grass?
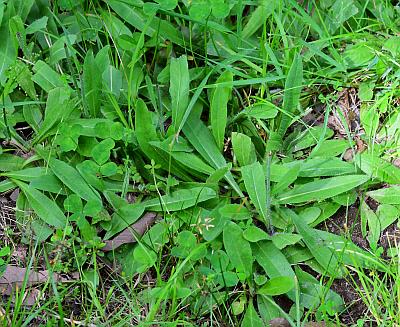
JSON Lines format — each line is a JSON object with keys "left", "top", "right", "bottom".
{"left": 0, "top": 0, "right": 400, "bottom": 325}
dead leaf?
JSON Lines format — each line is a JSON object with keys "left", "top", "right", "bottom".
{"left": 0, "top": 266, "right": 78, "bottom": 307}
{"left": 269, "top": 318, "right": 291, "bottom": 327}
{"left": 102, "top": 212, "right": 158, "bottom": 252}
{"left": 0, "top": 266, "right": 76, "bottom": 295}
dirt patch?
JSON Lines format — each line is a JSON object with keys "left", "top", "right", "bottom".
{"left": 319, "top": 205, "right": 368, "bottom": 325}
{"left": 321, "top": 203, "right": 368, "bottom": 249}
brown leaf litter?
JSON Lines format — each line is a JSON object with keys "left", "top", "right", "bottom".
{"left": 101, "top": 212, "right": 158, "bottom": 252}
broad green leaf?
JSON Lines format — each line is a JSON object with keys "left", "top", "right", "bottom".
{"left": 309, "top": 139, "right": 351, "bottom": 157}
{"left": 376, "top": 204, "right": 399, "bottom": 232}
{"left": 26, "top": 16, "right": 48, "bottom": 34}
{"left": 105, "top": 204, "right": 145, "bottom": 239}
{"left": 283, "top": 208, "right": 343, "bottom": 277}
{"left": 156, "top": 0, "right": 177, "bottom": 10}
{"left": 0, "top": 179, "right": 16, "bottom": 193}
{"left": 243, "top": 226, "right": 271, "bottom": 242}
{"left": 91, "top": 138, "right": 115, "bottom": 166}
{"left": 253, "top": 241, "right": 296, "bottom": 300}
{"left": 149, "top": 140, "right": 214, "bottom": 176}
{"left": 258, "top": 276, "right": 295, "bottom": 296}
{"left": 135, "top": 100, "right": 190, "bottom": 180}
{"left": 277, "top": 54, "right": 303, "bottom": 136}
{"left": 355, "top": 152, "right": 400, "bottom": 184}
{"left": 276, "top": 174, "right": 369, "bottom": 204}
{"left": 210, "top": 71, "right": 233, "bottom": 151}
{"left": 2, "top": 167, "right": 47, "bottom": 181}
{"left": 223, "top": 221, "right": 253, "bottom": 278}
{"left": 170, "top": 56, "right": 189, "bottom": 132}
{"left": 257, "top": 295, "right": 284, "bottom": 324}
{"left": 106, "top": 0, "right": 184, "bottom": 46}
{"left": 83, "top": 50, "right": 101, "bottom": 117}
{"left": 0, "top": 154, "right": 25, "bottom": 171}
{"left": 183, "top": 114, "right": 243, "bottom": 196}
{"left": 300, "top": 157, "right": 356, "bottom": 177}
{"left": 253, "top": 241, "right": 295, "bottom": 280}
{"left": 271, "top": 233, "right": 303, "bottom": 250}
{"left": 14, "top": 181, "right": 67, "bottom": 228}
{"left": 143, "top": 187, "right": 216, "bottom": 212}
{"left": 327, "top": 0, "right": 358, "bottom": 33}
{"left": 36, "top": 87, "right": 72, "bottom": 141}
{"left": 219, "top": 204, "right": 252, "bottom": 220}
{"left": 272, "top": 162, "right": 300, "bottom": 195}
{"left": 367, "top": 186, "right": 400, "bottom": 205}
{"left": 202, "top": 208, "right": 229, "bottom": 241}
{"left": 232, "top": 132, "right": 256, "bottom": 167}
{"left": 295, "top": 267, "right": 343, "bottom": 311}
{"left": 242, "top": 162, "right": 267, "bottom": 224}
{"left": 32, "top": 60, "right": 68, "bottom": 92}
{"left": 241, "top": 301, "right": 264, "bottom": 327}
{"left": 102, "top": 65, "right": 122, "bottom": 97}
{"left": 48, "top": 157, "right": 101, "bottom": 204}
{"left": 244, "top": 102, "right": 278, "bottom": 120}
{"left": 292, "top": 126, "right": 334, "bottom": 152}
{"left": 0, "top": 26, "right": 16, "bottom": 84}
{"left": 30, "top": 173, "right": 66, "bottom": 194}
{"left": 241, "top": 1, "right": 277, "bottom": 39}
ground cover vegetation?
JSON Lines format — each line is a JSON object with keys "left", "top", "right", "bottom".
{"left": 0, "top": 0, "right": 400, "bottom": 325}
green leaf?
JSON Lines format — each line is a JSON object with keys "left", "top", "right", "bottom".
{"left": 367, "top": 186, "right": 400, "bottom": 205}
{"left": 271, "top": 233, "right": 303, "bottom": 250}
{"left": 219, "top": 204, "right": 252, "bottom": 221}
{"left": 32, "top": 61, "right": 68, "bottom": 92}
{"left": 91, "top": 138, "right": 115, "bottom": 166}
{"left": 241, "top": 2, "right": 277, "bottom": 39}
{"left": 83, "top": 50, "right": 102, "bottom": 117}
{"left": 296, "top": 267, "right": 343, "bottom": 311}
{"left": 210, "top": 71, "right": 233, "bottom": 151}
{"left": 155, "top": 0, "right": 177, "bottom": 10}
{"left": 243, "top": 226, "right": 271, "bottom": 242}
{"left": 277, "top": 54, "right": 303, "bottom": 136}
{"left": 170, "top": 55, "right": 189, "bottom": 132}
{"left": 135, "top": 99, "right": 190, "bottom": 180}
{"left": 292, "top": 126, "right": 334, "bottom": 152}
{"left": 0, "top": 178, "right": 16, "bottom": 192}
{"left": 253, "top": 241, "right": 296, "bottom": 300}
{"left": 232, "top": 132, "right": 256, "bottom": 167}
{"left": 183, "top": 114, "right": 243, "bottom": 196}
{"left": 143, "top": 187, "right": 216, "bottom": 212}
{"left": 0, "top": 26, "right": 16, "bottom": 85}
{"left": 26, "top": 16, "right": 48, "bottom": 34}
{"left": 105, "top": 203, "right": 145, "bottom": 239}
{"left": 300, "top": 157, "right": 356, "bottom": 177}
{"left": 223, "top": 221, "right": 253, "bottom": 278}
{"left": 48, "top": 157, "right": 101, "bottom": 204}
{"left": 15, "top": 181, "right": 67, "bottom": 228}
{"left": 3, "top": 167, "right": 47, "bottom": 181}
{"left": 310, "top": 139, "right": 352, "bottom": 158}
{"left": 241, "top": 301, "right": 264, "bottom": 327}
{"left": 102, "top": 65, "right": 122, "bottom": 97}
{"left": 276, "top": 174, "right": 369, "bottom": 204}
{"left": 106, "top": 0, "right": 184, "bottom": 46}
{"left": 36, "top": 87, "right": 72, "bottom": 141}
{"left": 0, "top": 154, "right": 25, "bottom": 172}
{"left": 355, "top": 152, "right": 400, "bottom": 184}
{"left": 376, "top": 204, "right": 399, "bottom": 232}
{"left": 327, "top": 0, "right": 358, "bottom": 33}
{"left": 283, "top": 208, "right": 343, "bottom": 277}
{"left": 244, "top": 102, "right": 278, "bottom": 120}
{"left": 241, "top": 162, "right": 267, "bottom": 224}
{"left": 258, "top": 276, "right": 295, "bottom": 296}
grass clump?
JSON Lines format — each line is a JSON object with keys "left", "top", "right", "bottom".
{"left": 0, "top": 0, "right": 400, "bottom": 326}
